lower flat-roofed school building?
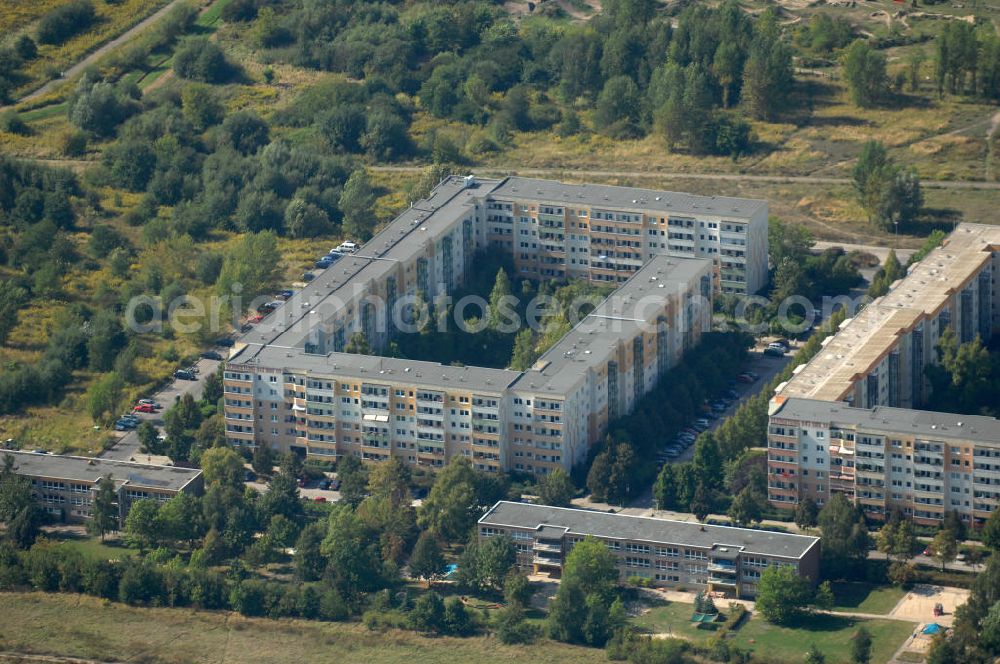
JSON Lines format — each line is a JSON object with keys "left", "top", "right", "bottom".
{"left": 4, "top": 451, "right": 203, "bottom": 524}
{"left": 478, "top": 501, "right": 820, "bottom": 599}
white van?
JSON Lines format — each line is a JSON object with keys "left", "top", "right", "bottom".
{"left": 336, "top": 241, "right": 359, "bottom": 254}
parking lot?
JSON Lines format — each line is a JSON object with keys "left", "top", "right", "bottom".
{"left": 661, "top": 340, "right": 799, "bottom": 466}
{"left": 100, "top": 356, "right": 222, "bottom": 462}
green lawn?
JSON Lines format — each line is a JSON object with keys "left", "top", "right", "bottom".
{"left": 42, "top": 530, "right": 137, "bottom": 561}
{"left": 829, "top": 581, "right": 906, "bottom": 615}
{"left": 633, "top": 601, "right": 916, "bottom": 664}
{"left": 0, "top": 592, "right": 604, "bottom": 664}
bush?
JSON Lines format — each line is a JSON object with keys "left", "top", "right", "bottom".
{"left": 37, "top": 0, "right": 95, "bottom": 45}
{"left": 174, "top": 38, "right": 231, "bottom": 83}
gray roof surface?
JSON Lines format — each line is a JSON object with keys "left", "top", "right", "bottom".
{"left": 771, "top": 398, "right": 1000, "bottom": 444}
{"left": 231, "top": 344, "right": 521, "bottom": 394}
{"left": 239, "top": 176, "right": 503, "bottom": 351}
{"left": 512, "top": 255, "right": 711, "bottom": 395}
{"left": 490, "top": 177, "right": 766, "bottom": 220}
{"left": 480, "top": 501, "right": 819, "bottom": 559}
{"left": 4, "top": 451, "right": 201, "bottom": 491}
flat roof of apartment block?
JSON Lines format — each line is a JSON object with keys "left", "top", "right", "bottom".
{"left": 479, "top": 501, "right": 819, "bottom": 560}
{"left": 779, "top": 223, "right": 1000, "bottom": 402}
{"left": 491, "top": 177, "right": 766, "bottom": 220}
{"left": 770, "top": 397, "right": 1000, "bottom": 444}
{"left": 3, "top": 450, "right": 202, "bottom": 491}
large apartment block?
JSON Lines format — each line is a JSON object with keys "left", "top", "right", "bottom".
{"left": 225, "top": 255, "right": 712, "bottom": 475}
{"left": 223, "top": 176, "right": 737, "bottom": 475}
{"left": 486, "top": 177, "right": 768, "bottom": 295}
{"left": 769, "top": 223, "right": 1000, "bottom": 525}
{"left": 4, "top": 451, "right": 203, "bottom": 524}
{"left": 479, "top": 501, "right": 820, "bottom": 599}
{"left": 768, "top": 398, "right": 1000, "bottom": 526}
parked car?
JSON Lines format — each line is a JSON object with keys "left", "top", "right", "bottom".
{"left": 318, "top": 478, "right": 331, "bottom": 490}
{"left": 315, "top": 256, "right": 334, "bottom": 269}
{"left": 247, "top": 314, "right": 264, "bottom": 324}
{"left": 133, "top": 404, "right": 156, "bottom": 414}
{"left": 244, "top": 470, "right": 257, "bottom": 482}
{"left": 200, "top": 350, "right": 223, "bottom": 361}
{"left": 114, "top": 418, "right": 137, "bottom": 431}
{"left": 695, "top": 418, "right": 711, "bottom": 429}
{"left": 763, "top": 346, "right": 785, "bottom": 357}
{"left": 313, "top": 496, "right": 327, "bottom": 503}
{"left": 330, "top": 479, "right": 342, "bottom": 491}
{"left": 301, "top": 271, "right": 315, "bottom": 282}
{"left": 174, "top": 369, "right": 196, "bottom": 381}
{"left": 138, "top": 399, "right": 161, "bottom": 409}
{"left": 724, "top": 389, "right": 739, "bottom": 400}
{"left": 257, "top": 302, "right": 278, "bottom": 315}
{"left": 276, "top": 290, "right": 294, "bottom": 300}
{"left": 736, "top": 373, "right": 755, "bottom": 384}
{"left": 214, "top": 337, "right": 235, "bottom": 348}
{"left": 334, "top": 241, "right": 359, "bottom": 254}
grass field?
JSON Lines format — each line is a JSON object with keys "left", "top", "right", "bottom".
{"left": 7, "top": 0, "right": 174, "bottom": 98}
{"left": 0, "top": 592, "right": 606, "bottom": 664}
{"left": 830, "top": 581, "right": 906, "bottom": 615}
{"left": 632, "top": 601, "right": 915, "bottom": 664}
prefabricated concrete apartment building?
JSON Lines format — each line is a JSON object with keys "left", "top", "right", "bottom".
{"left": 768, "top": 223, "right": 1000, "bottom": 526}
{"left": 3, "top": 450, "right": 203, "bottom": 524}
{"left": 224, "top": 176, "right": 768, "bottom": 475}
{"left": 479, "top": 501, "right": 820, "bottom": 598}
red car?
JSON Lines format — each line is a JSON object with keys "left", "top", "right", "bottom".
{"left": 313, "top": 496, "right": 327, "bottom": 503}
{"left": 247, "top": 315, "right": 263, "bottom": 324}
{"left": 133, "top": 403, "right": 156, "bottom": 414}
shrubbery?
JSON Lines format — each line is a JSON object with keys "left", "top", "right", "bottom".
{"left": 37, "top": 0, "right": 95, "bottom": 45}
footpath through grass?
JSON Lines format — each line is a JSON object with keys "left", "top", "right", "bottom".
{"left": 633, "top": 601, "right": 915, "bottom": 664}
{"left": 0, "top": 592, "right": 605, "bottom": 664}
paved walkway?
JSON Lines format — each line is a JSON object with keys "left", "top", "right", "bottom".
{"left": 6, "top": 0, "right": 190, "bottom": 108}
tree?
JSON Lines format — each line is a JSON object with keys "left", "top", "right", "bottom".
{"left": 851, "top": 626, "right": 873, "bottom": 664}
{"left": 504, "top": 571, "right": 533, "bottom": 607}
{"left": 842, "top": 40, "right": 888, "bottom": 108}
{"left": 368, "top": 456, "right": 411, "bottom": 507}
{"left": 321, "top": 506, "right": 386, "bottom": 599}
{"left": 0, "top": 280, "right": 27, "bottom": 346}
{"left": 294, "top": 522, "right": 326, "bottom": 582}
{"left": 818, "top": 492, "right": 870, "bottom": 577}
{"left": 216, "top": 231, "right": 280, "bottom": 307}
{"left": 795, "top": 497, "right": 819, "bottom": 529}
{"left": 0, "top": 454, "right": 42, "bottom": 549}
{"left": 742, "top": 23, "right": 793, "bottom": 121}
{"left": 418, "top": 457, "right": 483, "bottom": 542}
{"left": 457, "top": 534, "right": 516, "bottom": 594}
{"left": 37, "top": 0, "right": 95, "bottom": 45}
{"left": 158, "top": 492, "right": 202, "bottom": 546}
{"left": 689, "top": 483, "right": 712, "bottom": 523}
{"left": 727, "top": 487, "right": 764, "bottom": 526}
{"left": 755, "top": 565, "right": 813, "bottom": 624}
{"left": 200, "top": 447, "right": 246, "bottom": 488}
{"left": 89, "top": 475, "right": 118, "bottom": 541}
{"left": 494, "top": 601, "right": 538, "bottom": 644}
{"left": 260, "top": 462, "right": 303, "bottom": 524}
{"left": 336, "top": 454, "right": 367, "bottom": 507}
{"left": 509, "top": 329, "right": 537, "bottom": 371}
{"left": 409, "top": 591, "right": 445, "bottom": 633}
{"left": 221, "top": 110, "right": 269, "bottom": 155}
{"left": 251, "top": 443, "right": 275, "bottom": 477}
{"left": 813, "top": 580, "right": 835, "bottom": 611}
{"left": 984, "top": 507, "right": 1000, "bottom": 551}
{"left": 537, "top": 468, "right": 575, "bottom": 508}
{"left": 877, "top": 519, "right": 915, "bottom": 563}
{"left": 284, "top": 198, "right": 330, "bottom": 239}
{"left": 409, "top": 530, "right": 445, "bottom": 585}
{"left": 594, "top": 76, "right": 640, "bottom": 135}
{"left": 546, "top": 536, "right": 618, "bottom": 646}
{"left": 87, "top": 372, "right": 124, "bottom": 425}
{"left": 853, "top": 140, "right": 893, "bottom": 226}
{"left": 487, "top": 268, "right": 514, "bottom": 331}
{"left": 931, "top": 528, "right": 958, "bottom": 572}
{"left": 124, "top": 499, "right": 160, "bottom": 551}
{"left": 136, "top": 421, "right": 162, "bottom": 456}
{"left": 174, "top": 38, "right": 230, "bottom": 83}
{"left": 181, "top": 83, "right": 223, "bottom": 130}
{"left": 343, "top": 332, "right": 371, "bottom": 356}
{"left": 340, "top": 169, "right": 376, "bottom": 242}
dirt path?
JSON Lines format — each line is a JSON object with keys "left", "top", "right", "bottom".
{"left": 7, "top": 0, "right": 189, "bottom": 108}
{"left": 370, "top": 164, "right": 1000, "bottom": 190}
{"left": 0, "top": 653, "right": 129, "bottom": 664}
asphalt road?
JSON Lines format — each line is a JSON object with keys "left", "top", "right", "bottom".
{"left": 100, "top": 357, "right": 221, "bottom": 461}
